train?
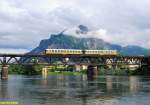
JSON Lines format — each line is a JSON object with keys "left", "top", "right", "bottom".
{"left": 45, "top": 49, "right": 118, "bottom": 55}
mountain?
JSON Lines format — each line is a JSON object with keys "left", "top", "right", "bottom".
{"left": 120, "top": 45, "right": 150, "bottom": 56}
{"left": 30, "top": 33, "right": 150, "bottom": 55}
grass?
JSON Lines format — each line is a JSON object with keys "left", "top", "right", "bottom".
{"left": 48, "top": 71, "right": 82, "bottom": 75}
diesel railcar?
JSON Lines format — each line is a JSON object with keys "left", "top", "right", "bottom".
{"left": 45, "top": 49, "right": 118, "bottom": 55}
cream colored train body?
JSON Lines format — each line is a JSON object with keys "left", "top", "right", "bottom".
{"left": 45, "top": 49, "right": 118, "bottom": 55}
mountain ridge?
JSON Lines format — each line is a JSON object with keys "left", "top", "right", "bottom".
{"left": 30, "top": 33, "right": 150, "bottom": 55}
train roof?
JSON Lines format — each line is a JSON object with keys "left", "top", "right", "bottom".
{"left": 45, "top": 49, "right": 82, "bottom": 51}
{"left": 45, "top": 49, "right": 117, "bottom": 51}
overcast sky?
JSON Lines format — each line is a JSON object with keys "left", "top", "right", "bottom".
{"left": 0, "top": 0, "right": 150, "bottom": 53}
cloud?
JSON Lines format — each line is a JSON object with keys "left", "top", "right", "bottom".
{"left": 0, "top": 0, "right": 150, "bottom": 51}
{"left": 0, "top": 48, "right": 29, "bottom": 53}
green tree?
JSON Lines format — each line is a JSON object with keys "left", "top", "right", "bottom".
{"left": 9, "top": 64, "right": 44, "bottom": 75}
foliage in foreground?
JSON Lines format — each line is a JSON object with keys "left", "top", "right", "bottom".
{"left": 8, "top": 64, "right": 44, "bottom": 75}
{"left": 133, "top": 65, "right": 150, "bottom": 75}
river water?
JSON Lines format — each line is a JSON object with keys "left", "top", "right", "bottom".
{"left": 0, "top": 74, "right": 150, "bottom": 105}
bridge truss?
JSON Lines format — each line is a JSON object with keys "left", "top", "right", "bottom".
{"left": 0, "top": 54, "right": 149, "bottom": 66}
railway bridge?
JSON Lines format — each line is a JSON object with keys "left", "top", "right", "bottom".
{"left": 0, "top": 53, "right": 150, "bottom": 80}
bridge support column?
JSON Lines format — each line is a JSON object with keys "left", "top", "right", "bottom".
{"left": 42, "top": 67, "right": 48, "bottom": 77}
{"left": 87, "top": 65, "right": 98, "bottom": 80}
{"left": 75, "top": 65, "right": 81, "bottom": 71}
{"left": 1, "top": 65, "right": 9, "bottom": 80}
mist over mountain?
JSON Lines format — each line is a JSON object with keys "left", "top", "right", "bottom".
{"left": 30, "top": 25, "right": 150, "bottom": 55}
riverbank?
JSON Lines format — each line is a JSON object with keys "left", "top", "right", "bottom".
{"left": 48, "top": 71, "right": 82, "bottom": 75}
{"left": 8, "top": 64, "right": 150, "bottom": 76}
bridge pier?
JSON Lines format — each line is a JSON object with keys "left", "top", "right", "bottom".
{"left": 87, "top": 65, "right": 98, "bottom": 80}
{"left": 42, "top": 67, "right": 48, "bottom": 77}
{"left": 1, "top": 65, "right": 9, "bottom": 80}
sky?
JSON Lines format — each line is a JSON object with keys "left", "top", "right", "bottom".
{"left": 0, "top": 0, "right": 150, "bottom": 53}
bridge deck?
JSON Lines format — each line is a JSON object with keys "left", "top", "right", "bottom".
{"left": 0, "top": 53, "right": 149, "bottom": 58}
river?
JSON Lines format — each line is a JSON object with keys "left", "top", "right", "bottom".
{"left": 0, "top": 74, "right": 150, "bottom": 105}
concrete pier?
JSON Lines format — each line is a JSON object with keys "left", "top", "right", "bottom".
{"left": 87, "top": 65, "right": 98, "bottom": 80}
{"left": 1, "top": 65, "right": 9, "bottom": 80}
{"left": 42, "top": 67, "right": 48, "bottom": 78}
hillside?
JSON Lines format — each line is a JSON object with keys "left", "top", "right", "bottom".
{"left": 30, "top": 33, "right": 150, "bottom": 55}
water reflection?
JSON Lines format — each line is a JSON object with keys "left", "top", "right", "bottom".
{"left": 0, "top": 75, "right": 150, "bottom": 105}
